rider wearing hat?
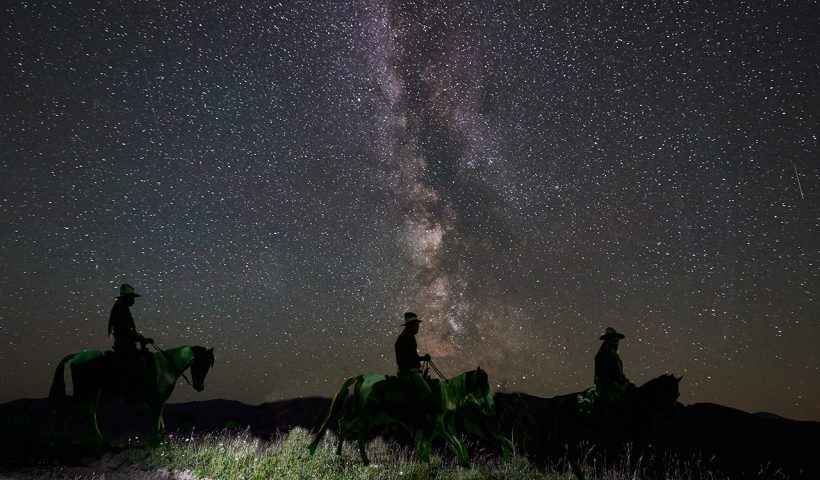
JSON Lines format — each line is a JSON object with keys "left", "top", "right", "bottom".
{"left": 395, "top": 312, "right": 433, "bottom": 409}
{"left": 594, "top": 327, "right": 634, "bottom": 410}
{"left": 108, "top": 284, "right": 153, "bottom": 353}
{"left": 107, "top": 284, "right": 154, "bottom": 396}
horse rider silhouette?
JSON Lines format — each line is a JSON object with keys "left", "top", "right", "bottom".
{"left": 107, "top": 283, "right": 154, "bottom": 394}
{"left": 395, "top": 311, "right": 434, "bottom": 414}
{"left": 593, "top": 327, "right": 635, "bottom": 414}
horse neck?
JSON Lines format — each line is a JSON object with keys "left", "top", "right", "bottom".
{"left": 636, "top": 376, "right": 673, "bottom": 410}
{"left": 440, "top": 372, "right": 468, "bottom": 410}
{"left": 638, "top": 376, "right": 662, "bottom": 394}
{"left": 160, "top": 345, "right": 194, "bottom": 375}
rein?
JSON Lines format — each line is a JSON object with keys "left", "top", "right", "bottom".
{"left": 150, "top": 343, "right": 192, "bottom": 386}
{"left": 425, "top": 359, "right": 449, "bottom": 382}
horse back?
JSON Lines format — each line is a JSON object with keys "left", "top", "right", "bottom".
{"left": 545, "top": 392, "right": 582, "bottom": 414}
{"left": 70, "top": 349, "right": 107, "bottom": 366}
{"left": 70, "top": 349, "right": 156, "bottom": 400}
{"left": 357, "top": 374, "right": 387, "bottom": 392}
{"left": 68, "top": 350, "right": 110, "bottom": 380}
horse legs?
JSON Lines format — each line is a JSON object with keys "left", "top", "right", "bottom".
{"left": 350, "top": 416, "right": 371, "bottom": 466}
{"left": 149, "top": 402, "right": 167, "bottom": 446}
{"left": 336, "top": 416, "right": 351, "bottom": 456}
{"left": 356, "top": 416, "right": 373, "bottom": 466}
{"left": 79, "top": 391, "right": 104, "bottom": 444}
{"left": 413, "top": 427, "right": 432, "bottom": 463}
{"left": 631, "top": 442, "right": 660, "bottom": 480}
{"left": 629, "top": 447, "right": 642, "bottom": 480}
{"left": 52, "top": 397, "right": 71, "bottom": 435}
{"left": 357, "top": 433, "right": 370, "bottom": 466}
{"left": 567, "top": 442, "right": 586, "bottom": 480}
{"left": 51, "top": 398, "right": 74, "bottom": 447}
{"left": 438, "top": 417, "right": 468, "bottom": 467}
{"left": 337, "top": 414, "right": 371, "bottom": 465}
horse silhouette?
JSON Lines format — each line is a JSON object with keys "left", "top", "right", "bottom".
{"left": 48, "top": 345, "right": 215, "bottom": 445}
{"left": 308, "top": 367, "right": 498, "bottom": 466}
{"left": 539, "top": 374, "right": 681, "bottom": 480}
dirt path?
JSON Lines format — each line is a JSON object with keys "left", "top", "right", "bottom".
{"left": 0, "top": 451, "right": 203, "bottom": 480}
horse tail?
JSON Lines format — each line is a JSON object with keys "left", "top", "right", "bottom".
{"left": 48, "top": 353, "right": 77, "bottom": 413}
{"left": 539, "top": 394, "right": 571, "bottom": 451}
{"left": 307, "top": 375, "right": 359, "bottom": 455}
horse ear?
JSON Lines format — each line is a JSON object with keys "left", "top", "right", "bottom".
{"left": 477, "top": 366, "right": 482, "bottom": 372}
{"left": 208, "top": 348, "right": 214, "bottom": 354}
{"left": 676, "top": 375, "right": 683, "bottom": 383}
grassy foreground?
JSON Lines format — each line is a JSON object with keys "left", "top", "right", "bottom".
{"left": 109, "top": 427, "right": 735, "bottom": 480}
{"left": 130, "top": 427, "right": 540, "bottom": 480}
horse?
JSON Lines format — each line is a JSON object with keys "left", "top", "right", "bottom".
{"left": 48, "top": 345, "right": 215, "bottom": 445}
{"left": 539, "top": 374, "right": 681, "bottom": 480}
{"left": 307, "top": 367, "right": 496, "bottom": 467}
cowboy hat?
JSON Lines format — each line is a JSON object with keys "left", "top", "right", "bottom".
{"left": 600, "top": 327, "right": 625, "bottom": 340}
{"left": 400, "top": 311, "right": 421, "bottom": 326}
{"left": 115, "top": 283, "right": 141, "bottom": 298}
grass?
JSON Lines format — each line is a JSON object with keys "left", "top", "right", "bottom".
{"left": 136, "top": 427, "right": 550, "bottom": 480}
{"left": 117, "top": 428, "right": 739, "bottom": 480}
{"left": 0, "top": 423, "right": 757, "bottom": 479}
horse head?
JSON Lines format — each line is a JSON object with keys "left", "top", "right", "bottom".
{"left": 465, "top": 366, "right": 494, "bottom": 415}
{"left": 638, "top": 373, "right": 681, "bottom": 418}
{"left": 189, "top": 346, "right": 215, "bottom": 392}
{"left": 660, "top": 374, "right": 682, "bottom": 404}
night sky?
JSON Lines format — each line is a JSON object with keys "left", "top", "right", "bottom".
{"left": 1, "top": 1, "right": 818, "bottom": 421}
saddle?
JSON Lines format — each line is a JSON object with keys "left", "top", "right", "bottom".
{"left": 577, "top": 386, "right": 600, "bottom": 415}
{"left": 377, "top": 375, "right": 441, "bottom": 418}
{"left": 577, "top": 385, "right": 633, "bottom": 419}
{"left": 103, "top": 350, "right": 154, "bottom": 398}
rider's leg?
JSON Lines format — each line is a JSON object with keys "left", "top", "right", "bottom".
{"left": 409, "top": 371, "right": 433, "bottom": 413}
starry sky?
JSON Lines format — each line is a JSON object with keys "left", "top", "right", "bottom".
{"left": 1, "top": 1, "right": 818, "bottom": 421}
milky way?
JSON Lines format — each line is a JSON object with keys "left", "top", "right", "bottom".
{"left": 1, "top": 1, "right": 817, "bottom": 420}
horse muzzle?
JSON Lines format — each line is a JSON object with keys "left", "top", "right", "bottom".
{"left": 469, "top": 395, "right": 495, "bottom": 415}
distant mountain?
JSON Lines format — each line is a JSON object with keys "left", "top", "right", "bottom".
{"left": 1, "top": 394, "right": 816, "bottom": 478}
{"left": 656, "top": 402, "right": 819, "bottom": 479}
{"left": 753, "top": 410, "right": 789, "bottom": 421}
{"left": 490, "top": 393, "right": 818, "bottom": 479}
{"left": 0, "top": 396, "right": 332, "bottom": 445}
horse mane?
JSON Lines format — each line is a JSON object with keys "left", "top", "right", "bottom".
{"left": 465, "top": 367, "right": 488, "bottom": 391}
{"left": 641, "top": 373, "right": 679, "bottom": 390}
{"left": 189, "top": 345, "right": 215, "bottom": 366}
{"left": 161, "top": 345, "right": 213, "bottom": 366}
{"left": 636, "top": 373, "right": 681, "bottom": 407}
{"left": 439, "top": 368, "right": 490, "bottom": 407}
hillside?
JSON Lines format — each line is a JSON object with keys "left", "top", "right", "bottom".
{"left": 1, "top": 394, "right": 816, "bottom": 478}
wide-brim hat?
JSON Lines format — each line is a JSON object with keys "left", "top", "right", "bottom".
{"left": 600, "top": 327, "right": 625, "bottom": 340}
{"left": 115, "top": 283, "right": 141, "bottom": 298}
{"left": 400, "top": 311, "right": 421, "bottom": 326}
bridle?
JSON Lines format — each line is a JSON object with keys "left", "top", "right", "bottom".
{"left": 150, "top": 343, "right": 193, "bottom": 386}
